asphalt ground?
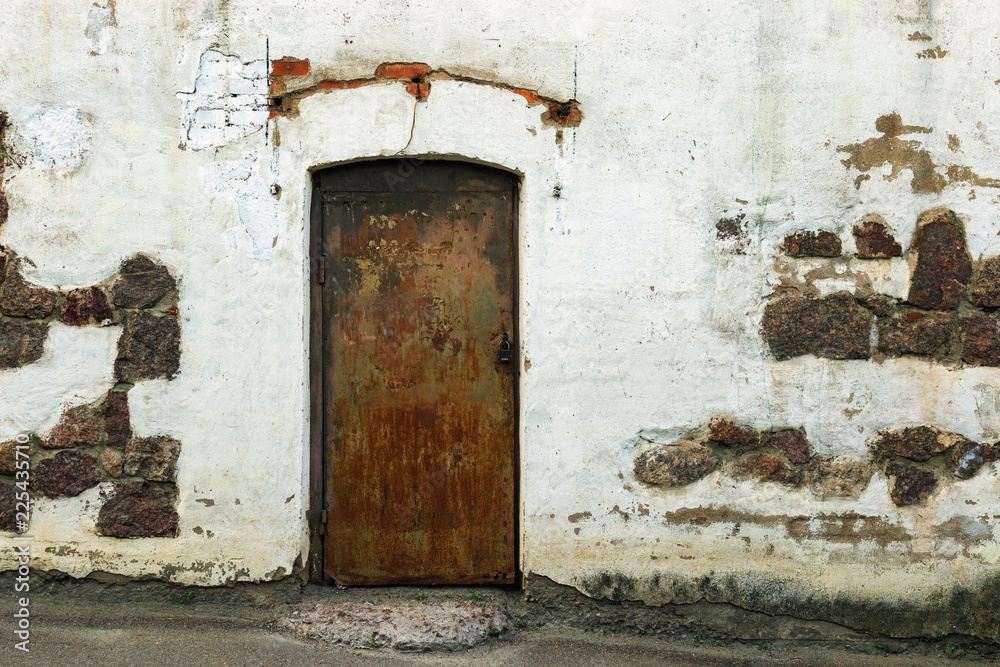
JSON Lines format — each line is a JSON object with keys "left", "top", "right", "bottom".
{"left": 0, "top": 575, "right": 995, "bottom": 666}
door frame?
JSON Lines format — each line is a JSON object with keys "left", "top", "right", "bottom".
{"left": 306, "top": 156, "right": 522, "bottom": 586}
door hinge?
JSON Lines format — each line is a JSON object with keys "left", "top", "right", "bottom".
{"left": 319, "top": 509, "right": 328, "bottom": 535}
{"left": 317, "top": 256, "right": 326, "bottom": 284}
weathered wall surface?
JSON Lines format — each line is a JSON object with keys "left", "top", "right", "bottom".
{"left": 2, "top": 0, "right": 1000, "bottom": 640}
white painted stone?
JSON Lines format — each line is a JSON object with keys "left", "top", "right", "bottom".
{"left": 0, "top": 2, "right": 995, "bottom": 619}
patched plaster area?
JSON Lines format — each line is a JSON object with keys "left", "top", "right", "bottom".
{"left": 199, "top": 152, "right": 280, "bottom": 259}
{"left": 8, "top": 106, "right": 93, "bottom": 175}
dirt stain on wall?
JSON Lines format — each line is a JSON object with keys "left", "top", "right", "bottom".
{"left": 837, "top": 113, "right": 943, "bottom": 194}
{"left": 839, "top": 113, "right": 1000, "bottom": 195}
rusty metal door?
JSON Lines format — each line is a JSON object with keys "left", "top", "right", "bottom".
{"left": 314, "top": 160, "right": 517, "bottom": 585}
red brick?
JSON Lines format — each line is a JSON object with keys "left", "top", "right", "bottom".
{"left": 375, "top": 62, "right": 431, "bottom": 80}
{"left": 511, "top": 88, "right": 539, "bottom": 105}
{"left": 404, "top": 82, "right": 431, "bottom": 100}
{"left": 271, "top": 58, "right": 309, "bottom": 77}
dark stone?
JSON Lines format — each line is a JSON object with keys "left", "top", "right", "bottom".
{"left": 43, "top": 404, "right": 101, "bottom": 449}
{"left": 0, "top": 250, "right": 7, "bottom": 284}
{"left": 852, "top": 217, "right": 902, "bottom": 258}
{"left": 877, "top": 312, "right": 949, "bottom": 356}
{"left": 96, "top": 482, "right": 178, "bottom": 538}
{"left": 707, "top": 417, "right": 761, "bottom": 451}
{"left": 961, "top": 315, "right": 1000, "bottom": 366}
{"left": 114, "top": 312, "right": 180, "bottom": 382}
{"left": 634, "top": 440, "right": 718, "bottom": 486}
{"left": 906, "top": 209, "right": 971, "bottom": 310}
{"left": 123, "top": 435, "right": 180, "bottom": 482}
{"left": 0, "top": 483, "right": 17, "bottom": 532}
{"left": 111, "top": 254, "right": 176, "bottom": 309}
{"left": 102, "top": 391, "right": 131, "bottom": 449}
{"left": 760, "top": 292, "right": 872, "bottom": 360}
{"left": 886, "top": 461, "right": 937, "bottom": 506}
{"left": 781, "top": 230, "right": 842, "bottom": 257}
{"left": 731, "top": 453, "right": 801, "bottom": 486}
{"left": 0, "top": 267, "right": 59, "bottom": 319}
{"left": 763, "top": 429, "right": 811, "bottom": 464}
{"left": 869, "top": 426, "right": 957, "bottom": 462}
{"left": 715, "top": 214, "right": 750, "bottom": 255}
{"left": 0, "top": 319, "right": 47, "bottom": 369}
{"left": 31, "top": 450, "right": 100, "bottom": 498}
{"left": 61, "top": 286, "right": 112, "bottom": 326}
{"left": 802, "top": 457, "right": 874, "bottom": 499}
{"left": 950, "top": 441, "right": 993, "bottom": 480}
{"left": 0, "top": 177, "right": 7, "bottom": 231}
{"left": 972, "top": 256, "right": 1000, "bottom": 308}
{"left": 858, "top": 293, "right": 898, "bottom": 317}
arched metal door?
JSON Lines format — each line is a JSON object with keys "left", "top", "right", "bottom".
{"left": 313, "top": 159, "right": 517, "bottom": 585}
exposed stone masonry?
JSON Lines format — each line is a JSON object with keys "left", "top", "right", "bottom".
{"left": 762, "top": 208, "right": 1000, "bottom": 367}
{"left": 0, "top": 252, "right": 182, "bottom": 537}
{"left": 852, "top": 215, "right": 902, "bottom": 258}
{"left": 634, "top": 417, "right": 996, "bottom": 507}
{"left": 781, "top": 230, "right": 842, "bottom": 257}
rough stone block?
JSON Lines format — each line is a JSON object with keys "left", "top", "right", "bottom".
{"left": 0, "top": 268, "right": 58, "bottom": 319}
{"left": 0, "top": 483, "right": 17, "bottom": 532}
{"left": 114, "top": 312, "right": 180, "bottom": 382}
{"left": 763, "top": 429, "right": 811, "bottom": 464}
{"left": 730, "top": 453, "right": 801, "bottom": 486}
{"left": 781, "top": 230, "right": 842, "bottom": 257}
{"left": 111, "top": 254, "right": 176, "bottom": 309}
{"left": 102, "top": 448, "right": 124, "bottom": 478}
{"left": 102, "top": 391, "right": 131, "bottom": 449}
{"left": 869, "top": 426, "right": 959, "bottom": 462}
{"left": 906, "top": 209, "right": 971, "bottom": 310}
{"left": 760, "top": 292, "right": 872, "bottom": 360}
{"left": 634, "top": 440, "right": 718, "bottom": 487}
{"left": 885, "top": 461, "right": 936, "bottom": 506}
{"left": 96, "top": 482, "right": 178, "bottom": 538}
{"left": 43, "top": 404, "right": 101, "bottom": 449}
{"left": 802, "top": 457, "right": 874, "bottom": 500}
{"left": 31, "top": 450, "right": 100, "bottom": 498}
{"left": 0, "top": 439, "right": 18, "bottom": 474}
{"left": 123, "top": 435, "right": 180, "bottom": 482}
{"left": 0, "top": 319, "right": 47, "bottom": 369}
{"left": 972, "top": 256, "right": 1000, "bottom": 307}
{"left": 877, "top": 313, "right": 949, "bottom": 356}
{"left": 707, "top": 418, "right": 761, "bottom": 451}
{"left": 961, "top": 315, "right": 1000, "bottom": 366}
{"left": 949, "top": 441, "right": 993, "bottom": 480}
{"left": 858, "top": 293, "right": 898, "bottom": 317}
{"left": 61, "top": 286, "right": 113, "bottom": 326}
{"left": 852, "top": 216, "right": 902, "bottom": 258}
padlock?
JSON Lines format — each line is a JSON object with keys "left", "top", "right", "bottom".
{"left": 496, "top": 333, "right": 512, "bottom": 363}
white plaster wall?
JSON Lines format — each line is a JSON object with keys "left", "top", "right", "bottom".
{"left": 0, "top": 0, "right": 998, "bottom": 609}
